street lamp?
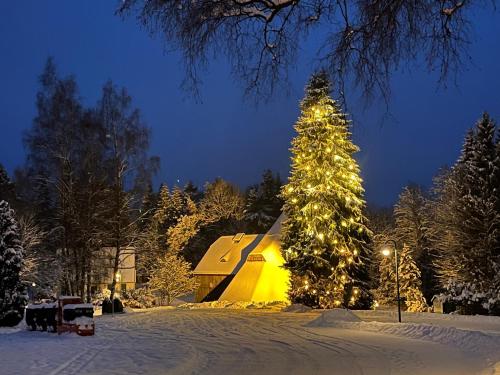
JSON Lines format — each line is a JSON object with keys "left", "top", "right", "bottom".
{"left": 112, "top": 271, "right": 121, "bottom": 317}
{"left": 382, "top": 239, "right": 402, "bottom": 323}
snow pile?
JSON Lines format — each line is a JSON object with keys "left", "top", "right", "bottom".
{"left": 63, "top": 303, "right": 93, "bottom": 310}
{"left": 354, "top": 309, "right": 500, "bottom": 333}
{"left": 282, "top": 304, "right": 312, "bottom": 313}
{"left": 178, "top": 300, "right": 288, "bottom": 311}
{"left": 307, "top": 309, "right": 361, "bottom": 326}
{"left": 73, "top": 316, "right": 94, "bottom": 328}
{"left": 0, "top": 327, "right": 22, "bottom": 335}
{"left": 26, "top": 302, "right": 56, "bottom": 309}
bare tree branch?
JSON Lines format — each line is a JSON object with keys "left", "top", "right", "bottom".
{"left": 118, "top": 0, "right": 493, "bottom": 102}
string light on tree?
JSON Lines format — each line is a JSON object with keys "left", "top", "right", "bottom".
{"left": 281, "top": 71, "right": 371, "bottom": 309}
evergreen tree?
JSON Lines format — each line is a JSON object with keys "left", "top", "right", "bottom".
{"left": 154, "top": 184, "right": 172, "bottom": 228}
{"left": 281, "top": 72, "right": 371, "bottom": 309}
{"left": 0, "top": 164, "right": 16, "bottom": 205}
{"left": 184, "top": 181, "right": 203, "bottom": 202}
{"left": 0, "top": 201, "right": 26, "bottom": 326}
{"left": 154, "top": 185, "right": 190, "bottom": 232}
{"left": 171, "top": 186, "right": 191, "bottom": 220}
{"left": 373, "top": 256, "right": 397, "bottom": 306}
{"left": 244, "top": 169, "right": 283, "bottom": 232}
{"left": 433, "top": 113, "right": 500, "bottom": 312}
{"left": 244, "top": 186, "right": 260, "bottom": 225}
{"left": 365, "top": 206, "right": 395, "bottom": 293}
{"left": 398, "top": 244, "right": 427, "bottom": 312}
{"left": 394, "top": 185, "right": 436, "bottom": 302}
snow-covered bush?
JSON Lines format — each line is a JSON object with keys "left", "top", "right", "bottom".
{"left": 148, "top": 252, "right": 198, "bottom": 306}
{"left": 92, "top": 288, "right": 111, "bottom": 305}
{"left": 439, "top": 281, "right": 495, "bottom": 315}
{"left": 0, "top": 200, "right": 27, "bottom": 326}
{"left": 122, "top": 288, "right": 155, "bottom": 309}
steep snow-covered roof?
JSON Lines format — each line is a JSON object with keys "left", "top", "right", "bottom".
{"left": 266, "top": 212, "right": 285, "bottom": 235}
{"left": 194, "top": 234, "right": 263, "bottom": 276}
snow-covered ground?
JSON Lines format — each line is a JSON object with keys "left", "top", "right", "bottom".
{"left": 1, "top": 307, "right": 500, "bottom": 375}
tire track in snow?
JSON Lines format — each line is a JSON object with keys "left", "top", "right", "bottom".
{"left": 48, "top": 345, "right": 106, "bottom": 375}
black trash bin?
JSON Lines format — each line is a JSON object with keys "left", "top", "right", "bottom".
{"left": 102, "top": 298, "right": 124, "bottom": 314}
{"left": 25, "top": 303, "right": 57, "bottom": 331}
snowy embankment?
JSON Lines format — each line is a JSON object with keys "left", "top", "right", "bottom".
{"left": 307, "top": 309, "right": 500, "bottom": 373}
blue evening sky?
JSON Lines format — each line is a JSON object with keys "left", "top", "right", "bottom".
{"left": 1, "top": 1, "right": 499, "bottom": 207}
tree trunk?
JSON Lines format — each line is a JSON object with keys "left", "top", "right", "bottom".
{"left": 86, "top": 254, "right": 92, "bottom": 303}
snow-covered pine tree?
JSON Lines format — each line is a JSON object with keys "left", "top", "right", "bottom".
{"left": 0, "top": 200, "right": 27, "bottom": 326}
{"left": 0, "top": 164, "right": 16, "bottom": 204}
{"left": 154, "top": 185, "right": 193, "bottom": 234}
{"left": 494, "top": 135, "right": 500, "bottom": 299}
{"left": 373, "top": 255, "right": 397, "bottom": 306}
{"left": 467, "top": 114, "right": 500, "bottom": 311}
{"left": 166, "top": 214, "right": 202, "bottom": 254}
{"left": 281, "top": 72, "right": 371, "bottom": 309}
{"left": 148, "top": 252, "right": 198, "bottom": 305}
{"left": 398, "top": 244, "right": 427, "bottom": 312}
{"left": 433, "top": 113, "right": 500, "bottom": 312}
{"left": 260, "top": 169, "right": 283, "bottom": 217}
{"left": 244, "top": 170, "right": 283, "bottom": 232}
{"left": 154, "top": 185, "right": 173, "bottom": 229}
{"left": 171, "top": 186, "right": 192, "bottom": 220}
{"left": 394, "top": 185, "right": 435, "bottom": 302}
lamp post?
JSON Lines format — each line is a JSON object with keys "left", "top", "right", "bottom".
{"left": 27, "top": 282, "right": 36, "bottom": 302}
{"left": 112, "top": 271, "right": 121, "bottom": 317}
{"left": 382, "top": 239, "right": 401, "bottom": 323}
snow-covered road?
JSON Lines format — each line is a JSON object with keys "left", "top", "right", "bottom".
{"left": 1, "top": 308, "right": 499, "bottom": 375}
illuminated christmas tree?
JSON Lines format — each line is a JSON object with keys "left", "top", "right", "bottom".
{"left": 281, "top": 72, "right": 370, "bottom": 309}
